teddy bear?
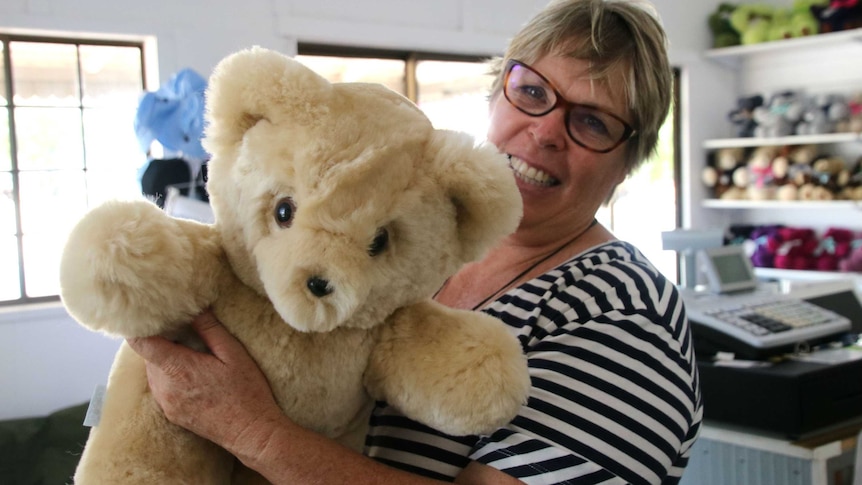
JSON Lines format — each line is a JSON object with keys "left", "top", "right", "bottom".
{"left": 772, "top": 144, "right": 819, "bottom": 200}
{"left": 702, "top": 146, "right": 749, "bottom": 199}
{"left": 743, "top": 145, "right": 779, "bottom": 200}
{"left": 59, "top": 47, "right": 531, "bottom": 484}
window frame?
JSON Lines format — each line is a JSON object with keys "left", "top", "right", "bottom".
{"left": 0, "top": 33, "right": 149, "bottom": 307}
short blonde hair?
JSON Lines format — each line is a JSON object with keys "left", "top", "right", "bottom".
{"left": 489, "top": 0, "right": 672, "bottom": 171}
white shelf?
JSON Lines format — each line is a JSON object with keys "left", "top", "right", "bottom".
{"left": 704, "top": 132, "right": 862, "bottom": 150}
{"left": 702, "top": 199, "right": 862, "bottom": 210}
{"left": 704, "top": 28, "right": 862, "bottom": 68}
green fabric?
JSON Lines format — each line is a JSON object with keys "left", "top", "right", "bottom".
{"left": 0, "top": 403, "right": 89, "bottom": 485}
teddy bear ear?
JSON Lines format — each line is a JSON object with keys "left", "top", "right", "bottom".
{"left": 202, "top": 46, "right": 332, "bottom": 155}
{"left": 427, "top": 130, "right": 523, "bottom": 262}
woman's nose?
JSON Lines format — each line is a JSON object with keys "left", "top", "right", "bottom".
{"left": 528, "top": 107, "right": 568, "bottom": 149}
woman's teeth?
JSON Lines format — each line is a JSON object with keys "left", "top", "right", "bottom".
{"left": 509, "top": 156, "right": 557, "bottom": 186}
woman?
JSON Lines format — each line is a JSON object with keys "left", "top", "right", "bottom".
{"left": 128, "top": 0, "right": 702, "bottom": 483}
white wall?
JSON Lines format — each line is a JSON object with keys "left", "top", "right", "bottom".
{"left": 0, "top": 0, "right": 721, "bottom": 420}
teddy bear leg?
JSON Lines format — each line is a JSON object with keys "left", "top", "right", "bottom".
{"left": 74, "top": 344, "right": 233, "bottom": 484}
{"left": 366, "top": 301, "right": 530, "bottom": 437}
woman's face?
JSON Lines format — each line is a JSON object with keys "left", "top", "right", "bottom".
{"left": 487, "top": 54, "right": 631, "bottom": 232}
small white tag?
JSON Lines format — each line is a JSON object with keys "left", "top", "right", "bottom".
{"left": 83, "top": 384, "right": 107, "bottom": 427}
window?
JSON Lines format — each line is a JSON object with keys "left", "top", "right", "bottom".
{"left": 299, "top": 47, "right": 680, "bottom": 283}
{"left": 296, "top": 47, "right": 493, "bottom": 140}
{"left": 597, "top": 70, "right": 681, "bottom": 283}
{"left": 1, "top": 36, "right": 146, "bottom": 305}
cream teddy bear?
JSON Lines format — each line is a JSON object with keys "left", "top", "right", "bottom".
{"left": 60, "top": 47, "right": 529, "bottom": 484}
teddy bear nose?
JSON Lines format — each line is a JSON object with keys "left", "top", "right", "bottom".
{"left": 306, "top": 276, "right": 333, "bottom": 297}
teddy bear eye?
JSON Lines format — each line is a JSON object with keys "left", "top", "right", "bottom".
{"left": 368, "top": 228, "right": 389, "bottom": 256}
{"left": 274, "top": 197, "right": 296, "bottom": 228}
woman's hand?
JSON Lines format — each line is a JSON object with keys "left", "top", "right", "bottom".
{"left": 126, "top": 310, "right": 283, "bottom": 457}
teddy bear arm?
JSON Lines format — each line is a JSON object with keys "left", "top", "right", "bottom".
{"left": 60, "top": 200, "right": 226, "bottom": 338}
{"left": 366, "top": 301, "right": 530, "bottom": 437}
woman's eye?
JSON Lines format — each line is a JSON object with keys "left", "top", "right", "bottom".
{"left": 368, "top": 228, "right": 389, "bottom": 256}
{"left": 274, "top": 197, "right": 296, "bottom": 228}
{"left": 572, "top": 113, "right": 611, "bottom": 136}
{"left": 520, "top": 84, "right": 549, "bottom": 104}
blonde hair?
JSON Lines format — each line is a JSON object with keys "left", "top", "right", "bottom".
{"left": 489, "top": 0, "right": 672, "bottom": 171}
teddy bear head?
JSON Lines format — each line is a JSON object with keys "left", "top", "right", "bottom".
{"left": 200, "top": 48, "right": 522, "bottom": 332}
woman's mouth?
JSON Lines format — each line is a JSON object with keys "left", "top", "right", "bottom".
{"left": 508, "top": 156, "right": 558, "bottom": 186}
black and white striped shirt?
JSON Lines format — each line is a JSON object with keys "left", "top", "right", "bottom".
{"left": 365, "top": 241, "right": 703, "bottom": 484}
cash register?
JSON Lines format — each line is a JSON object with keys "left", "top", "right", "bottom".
{"left": 674, "top": 242, "right": 862, "bottom": 438}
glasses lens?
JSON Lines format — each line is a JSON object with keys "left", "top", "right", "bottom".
{"left": 504, "top": 61, "right": 632, "bottom": 153}
{"left": 567, "top": 105, "right": 628, "bottom": 152}
{"left": 504, "top": 63, "right": 555, "bottom": 115}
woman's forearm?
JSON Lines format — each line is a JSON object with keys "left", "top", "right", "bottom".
{"left": 233, "top": 413, "right": 446, "bottom": 485}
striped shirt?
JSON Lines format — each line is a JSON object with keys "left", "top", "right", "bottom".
{"left": 365, "top": 241, "right": 703, "bottom": 484}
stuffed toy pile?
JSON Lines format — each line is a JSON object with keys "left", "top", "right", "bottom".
{"left": 60, "top": 47, "right": 531, "bottom": 484}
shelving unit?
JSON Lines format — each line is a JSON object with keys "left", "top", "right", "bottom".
{"left": 697, "top": 29, "right": 862, "bottom": 282}
{"left": 704, "top": 27, "right": 862, "bottom": 68}
{"left": 703, "top": 132, "right": 861, "bottom": 150}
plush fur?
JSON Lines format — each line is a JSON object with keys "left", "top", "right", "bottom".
{"left": 60, "top": 47, "right": 529, "bottom": 484}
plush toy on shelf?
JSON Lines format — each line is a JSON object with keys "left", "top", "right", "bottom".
{"left": 702, "top": 147, "right": 749, "bottom": 199}
{"left": 728, "top": 94, "right": 765, "bottom": 137}
{"left": 839, "top": 157, "right": 862, "bottom": 200}
{"left": 753, "top": 91, "right": 805, "bottom": 138}
{"left": 773, "top": 226, "right": 820, "bottom": 270}
{"left": 811, "top": 0, "right": 862, "bottom": 33}
{"left": 814, "top": 227, "right": 855, "bottom": 271}
{"left": 744, "top": 145, "right": 779, "bottom": 200}
{"left": 839, "top": 238, "right": 862, "bottom": 272}
{"left": 730, "top": 3, "right": 777, "bottom": 45}
{"left": 772, "top": 144, "right": 819, "bottom": 200}
{"left": 840, "top": 92, "right": 862, "bottom": 133}
{"left": 802, "top": 155, "right": 849, "bottom": 200}
{"left": 709, "top": 3, "right": 742, "bottom": 48}
{"left": 749, "top": 224, "right": 785, "bottom": 268}
{"left": 791, "top": 0, "right": 826, "bottom": 36}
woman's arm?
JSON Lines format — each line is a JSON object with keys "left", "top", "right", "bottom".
{"left": 127, "top": 311, "right": 513, "bottom": 484}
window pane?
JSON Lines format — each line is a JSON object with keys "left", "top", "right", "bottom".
{"left": 296, "top": 56, "right": 406, "bottom": 95}
{"left": 0, "top": 42, "right": 6, "bottom": 106}
{"left": 11, "top": 42, "right": 80, "bottom": 107}
{"left": 0, "top": 236, "right": 21, "bottom": 300}
{"left": 80, "top": 45, "right": 143, "bottom": 108}
{"left": 18, "top": 171, "right": 87, "bottom": 235}
{"left": 15, "top": 107, "right": 84, "bottom": 170}
{"left": 88, "top": 168, "right": 144, "bottom": 206}
{"left": 1, "top": 172, "right": 14, "bottom": 234}
{"left": 83, "top": 107, "right": 145, "bottom": 171}
{"left": 0, "top": 108, "right": 9, "bottom": 171}
{"left": 22, "top": 233, "right": 61, "bottom": 298}
{"left": 416, "top": 60, "right": 493, "bottom": 143}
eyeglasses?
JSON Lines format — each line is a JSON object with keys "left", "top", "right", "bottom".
{"left": 502, "top": 59, "right": 636, "bottom": 153}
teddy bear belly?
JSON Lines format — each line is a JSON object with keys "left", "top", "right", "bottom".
{"left": 211, "top": 287, "right": 376, "bottom": 440}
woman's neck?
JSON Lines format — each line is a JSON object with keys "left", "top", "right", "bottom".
{"left": 435, "top": 219, "right": 614, "bottom": 311}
